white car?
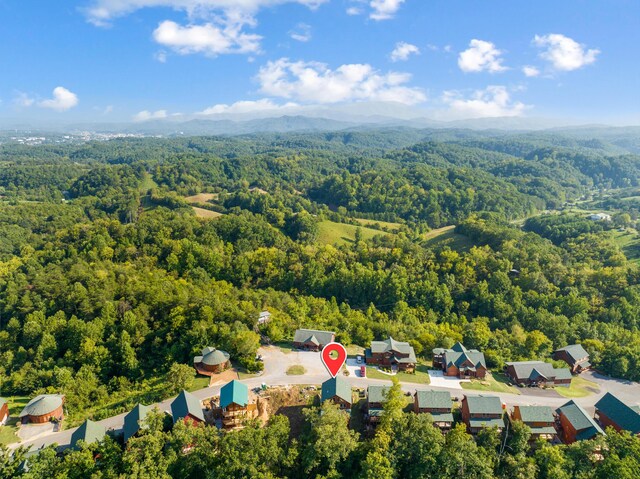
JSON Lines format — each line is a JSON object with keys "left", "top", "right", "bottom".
{"left": 356, "top": 355, "right": 363, "bottom": 363}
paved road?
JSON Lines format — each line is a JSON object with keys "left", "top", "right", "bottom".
{"left": 12, "top": 347, "right": 640, "bottom": 451}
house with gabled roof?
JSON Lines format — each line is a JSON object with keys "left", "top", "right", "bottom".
{"left": 510, "top": 405, "right": 557, "bottom": 442}
{"left": 505, "top": 361, "right": 572, "bottom": 387}
{"left": 553, "top": 344, "right": 591, "bottom": 374}
{"left": 365, "top": 336, "right": 417, "bottom": 372}
{"left": 220, "top": 380, "right": 257, "bottom": 430}
{"left": 433, "top": 342, "right": 487, "bottom": 379}
{"left": 594, "top": 393, "right": 640, "bottom": 436}
{"left": 0, "top": 398, "right": 8, "bottom": 426}
{"left": 123, "top": 403, "right": 152, "bottom": 442}
{"left": 414, "top": 389, "right": 454, "bottom": 431}
{"left": 461, "top": 395, "right": 504, "bottom": 434}
{"left": 171, "top": 390, "right": 205, "bottom": 425}
{"left": 321, "top": 376, "right": 352, "bottom": 410}
{"left": 19, "top": 394, "right": 65, "bottom": 424}
{"left": 293, "top": 329, "right": 335, "bottom": 351}
{"left": 555, "top": 400, "right": 604, "bottom": 444}
{"left": 366, "top": 385, "right": 390, "bottom": 425}
{"left": 70, "top": 419, "right": 106, "bottom": 449}
{"left": 194, "top": 346, "right": 231, "bottom": 375}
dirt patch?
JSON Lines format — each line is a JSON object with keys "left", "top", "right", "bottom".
{"left": 264, "top": 386, "right": 318, "bottom": 438}
{"left": 192, "top": 207, "right": 223, "bottom": 219}
{"left": 208, "top": 368, "right": 241, "bottom": 386}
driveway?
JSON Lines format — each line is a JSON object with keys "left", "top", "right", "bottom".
{"left": 427, "top": 370, "right": 470, "bottom": 390}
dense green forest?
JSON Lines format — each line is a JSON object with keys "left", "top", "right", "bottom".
{"left": 1, "top": 128, "right": 640, "bottom": 476}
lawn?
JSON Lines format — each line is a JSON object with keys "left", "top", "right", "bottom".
{"left": 365, "top": 363, "right": 431, "bottom": 385}
{"left": 607, "top": 229, "right": 640, "bottom": 263}
{"left": 423, "top": 226, "right": 474, "bottom": 253}
{"left": 192, "top": 206, "right": 224, "bottom": 219}
{"left": 286, "top": 365, "right": 307, "bottom": 376}
{"left": 138, "top": 172, "right": 158, "bottom": 193}
{"left": 0, "top": 422, "right": 19, "bottom": 446}
{"left": 554, "top": 375, "right": 600, "bottom": 398}
{"left": 461, "top": 372, "right": 521, "bottom": 395}
{"left": 190, "top": 375, "right": 211, "bottom": 391}
{"left": 317, "top": 220, "right": 392, "bottom": 246}
{"left": 346, "top": 344, "right": 365, "bottom": 357}
{"left": 274, "top": 342, "right": 295, "bottom": 354}
{"left": 353, "top": 218, "right": 403, "bottom": 232}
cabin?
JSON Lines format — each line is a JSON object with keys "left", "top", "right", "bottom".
{"left": 220, "top": 380, "right": 257, "bottom": 430}
{"left": 70, "top": 419, "right": 106, "bottom": 449}
{"left": 366, "top": 385, "right": 390, "bottom": 425}
{"left": 258, "top": 311, "right": 271, "bottom": 325}
{"left": 0, "top": 398, "right": 8, "bottom": 426}
{"left": 171, "top": 390, "right": 205, "bottom": 425}
{"left": 553, "top": 344, "right": 591, "bottom": 374}
{"left": 505, "top": 361, "right": 572, "bottom": 387}
{"left": 19, "top": 394, "right": 65, "bottom": 424}
{"left": 594, "top": 393, "right": 640, "bottom": 436}
{"left": 193, "top": 346, "right": 231, "bottom": 375}
{"left": 123, "top": 403, "right": 152, "bottom": 442}
{"left": 555, "top": 400, "right": 604, "bottom": 444}
{"left": 510, "top": 405, "right": 557, "bottom": 442}
{"left": 414, "top": 390, "right": 454, "bottom": 431}
{"left": 589, "top": 213, "right": 611, "bottom": 222}
{"left": 461, "top": 395, "right": 504, "bottom": 434}
{"left": 321, "top": 376, "right": 352, "bottom": 410}
{"left": 365, "top": 336, "right": 417, "bottom": 372}
{"left": 293, "top": 329, "right": 336, "bottom": 351}
{"left": 433, "top": 342, "right": 487, "bottom": 379}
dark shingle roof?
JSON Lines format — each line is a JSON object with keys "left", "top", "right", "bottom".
{"left": 555, "top": 344, "right": 589, "bottom": 363}
{"left": 123, "top": 404, "right": 152, "bottom": 442}
{"left": 171, "top": 390, "right": 205, "bottom": 423}
{"left": 70, "top": 419, "right": 106, "bottom": 449}
{"left": 367, "top": 385, "right": 390, "bottom": 404}
{"left": 321, "top": 376, "right": 352, "bottom": 404}
{"left": 293, "top": 329, "right": 335, "bottom": 346}
{"left": 506, "top": 361, "right": 572, "bottom": 382}
{"left": 556, "top": 400, "right": 604, "bottom": 438}
{"left": 445, "top": 347, "right": 486, "bottom": 370}
{"left": 465, "top": 395, "right": 503, "bottom": 415}
{"left": 415, "top": 389, "right": 452, "bottom": 410}
{"left": 469, "top": 418, "right": 504, "bottom": 429}
{"left": 595, "top": 393, "right": 640, "bottom": 435}
{"left": 515, "top": 405, "right": 555, "bottom": 423}
{"left": 19, "top": 394, "right": 64, "bottom": 418}
{"left": 220, "top": 380, "right": 249, "bottom": 409}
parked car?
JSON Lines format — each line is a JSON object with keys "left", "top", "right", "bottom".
{"left": 356, "top": 355, "right": 363, "bottom": 363}
{"left": 360, "top": 365, "right": 366, "bottom": 377}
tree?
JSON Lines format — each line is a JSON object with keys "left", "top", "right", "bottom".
{"left": 167, "top": 362, "right": 195, "bottom": 395}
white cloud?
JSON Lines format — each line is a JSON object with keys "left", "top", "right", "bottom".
{"left": 14, "top": 92, "right": 35, "bottom": 108}
{"left": 289, "top": 23, "right": 312, "bottom": 42}
{"left": 390, "top": 42, "right": 420, "bottom": 62}
{"left": 443, "top": 85, "right": 528, "bottom": 119}
{"left": 39, "top": 87, "right": 79, "bottom": 111}
{"left": 522, "top": 65, "right": 540, "bottom": 77}
{"left": 369, "top": 0, "right": 405, "bottom": 20}
{"left": 154, "top": 50, "right": 168, "bottom": 63}
{"left": 256, "top": 58, "right": 426, "bottom": 105}
{"left": 458, "top": 39, "right": 507, "bottom": 73}
{"left": 533, "top": 33, "right": 599, "bottom": 71}
{"left": 346, "top": 6, "right": 362, "bottom": 15}
{"left": 197, "top": 98, "right": 299, "bottom": 115}
{"left": 153, "top": 20, "right": 261, "bottom": 56}
{"left": 133, "top": 109, "right": 169, "bottom": 121}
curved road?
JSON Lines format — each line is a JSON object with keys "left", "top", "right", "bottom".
{"left": 12, "top": 346, "right": 640, "bottom": 451}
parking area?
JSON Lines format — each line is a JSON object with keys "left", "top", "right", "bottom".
{"left": 427, "top": 370, "right": 470, "bottom": 390}
{"left": 259, "top": 346, "right": 328, "bottom": 377}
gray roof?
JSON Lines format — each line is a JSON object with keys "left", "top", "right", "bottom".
{"left": 321, "top": 376, "right": 352, "bottom": 404}
{"left": 469, "top": 418, "right": 504, "bottom": 429}
{"left": 123, "top": 404, "right": 152, "bottom": 442}
{"left": 556, "top": 400, "right": 604, "bottom": 438}
{"left": 515, "top": 405, "right": 555, "bottom": 424}
{"left": 465, "top": 395, "right": 503, "bottom": 415}
{"left": 367, "top": 385, "right": 391, "bottom": 404}
{"left": 595, "top": 393, "right": 640, "bottom": 435}
{"left": 555, "top": 344, "right": 589, "bottom": 363}
{"left": 293, "top": 329, "right": 335, "bottom": 346}
{"left": 415, "top": 390, "right": 452, "bottom": 410}
{"left": 70, "top": 419, "right": 106, "bottom": 449}
{"left": 442, "top": 343, "right": 486, "bottom": 370}
{"left": 19, "top": 394, "right": 64, "bottom": 418}
{"left": 171, "top": 390, "right": 205, "bottom": 423}
{"left": 506, "top": 361, "right": 572, "bottom": 382}
{"left": 370, "top": 337, "right": 417, "bottom": 363}
{"left": 428, "top": 412, "right": 454, "bottom": 423}
{"left": 194, "top": 347, "right": 230, "bottom": 366}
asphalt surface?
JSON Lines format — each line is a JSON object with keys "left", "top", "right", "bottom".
{"left": 12, "top": 347, "right": 640, "bottom": 451}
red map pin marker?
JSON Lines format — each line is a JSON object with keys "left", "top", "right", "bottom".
{"left": 321, "top": 342, "right": 347, "bottom": 378}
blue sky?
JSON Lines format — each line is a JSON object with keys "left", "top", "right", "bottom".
{"left": 1, "top": 0, "right": 639, "bottom": 124}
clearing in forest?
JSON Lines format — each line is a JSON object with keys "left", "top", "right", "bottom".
{"left": 184, "top": 192, "right": 219, "bottom": 203}
{"left": 192, "top": 207, "right": 224, "bottom": 219}
{"left": 317, "top": 220, "right": 392, "bottom": 245}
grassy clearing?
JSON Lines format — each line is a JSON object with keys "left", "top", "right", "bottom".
{"left": 0, "top": 423, "right": 19, "bottom": 446}
{"left": 190, "top": 375, "right": 211, "bottom": 391}
{"left": 184, "top": 192, "right": 219, "bottom": 203}
{"left": 365, "top": 363, "right": 431, "bottom": 385}
{"left": 286, "top": 365, "right": 307, "bottom": 376}
{"left": 317, "top": 220, "right": 391, "bottom": 246}
{"left": 461, "top": 372, "right": 521, "bottom": 395}
{"left": 139, "top": 173, "right": 158, "bottom": 193}
{"left": 346, "top": 344, "right": 365, "bottom": 357}
{"left": 192, "top": 207, "right": 224, "bottom": 219}
{"left": 353, "top": 218, "right": 403, "bottom": 231}
{"left": 554, "top": 375, "right": 600, "bottom": 398}
{"left": 607, "top": 229, "right": 640, "bottom": 263}
{"left": 423, "top": 226, "right": 474, "bottom": 253}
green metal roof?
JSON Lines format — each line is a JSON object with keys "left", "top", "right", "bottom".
{"left": 451, "top": 342, "right": 468, "bottom": 353}
{"left": 595, "top": 393, "right": 640, "bottom": 435}
{"left": 556, "top": 400, "right": 604, "bottom": 437}
{"left": 506, "top": 361, "right": 571, "bottom": 382}
{"left": 123, "top": 404, "right": 152, "bottom": 442}
{"left": 469, "top": 418, "right": 504, "bottom": 429}
{"left": 555, "top": 344, "right": 589, "bottom": 363}
{"left": 370, "top": 337, "right": 413, "bottom": 355}
{"left": 220, "top": 380, "right": 249, "bottom": 409}
{"left": 443, "top": 344, "right": 486, "bottom": 370}
{"left": 293, "top": 329, "right": 335, "bottom": 346}
{"left": 321, "top": 376, "right": 352, "bottom": 404}
{"left": 427, "top": 412, "right": 454, "bottom": 423}
{"left": 515, "top": 405, "right": 555, "bottom": 423}
{"left": 415, "top": 390, "right": 452, "bottom": 410}
{"left": 70, "top": 419, "right": 106, "bottom": 449}
{"left": 19, "top": 394, "right": 64, "bottom": 418}
{"left": 171, "top": 390, "right": 205, "bottom": 423}
{"left": 529, "top": 426, "right": 557, "bottom": 435}
{"left": 465, "top": 395, "right": 503, "bottom": 415}
{"left": 367, "top": 385, "right": 390, "bottom": 404}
